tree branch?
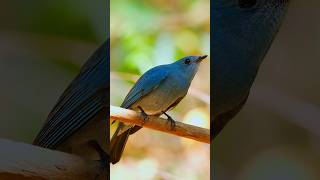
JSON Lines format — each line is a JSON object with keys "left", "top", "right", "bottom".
{"left": 110, "top": 105, "right": 210, "bottom": 144}
{"left": 0, "top": 139, "right": 107, "bottom": 180}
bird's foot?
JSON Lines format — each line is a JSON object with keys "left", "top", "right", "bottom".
{"left": 162, "top": 111, "right": 176, "bottom": 130}
{"left": 138, "top": 106, "right": 149, "bottom": 125}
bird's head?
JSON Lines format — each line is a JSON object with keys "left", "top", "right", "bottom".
{"left": 214, "top": 0, "right": 289, "bottom": 10}
{"left": 213, "top": 0, "right": 289, "bottom": 116}
{"left": 173, "top": 55, "right": 208, "bottom": 74}
{"left": 170, "top": 55, "right": 208, "bottom": 85}
{"left": 173, "top": 55, "right": 207, "bottom": 79}
{"left": 213, "top": 0, "right": 290, "bottom": 56}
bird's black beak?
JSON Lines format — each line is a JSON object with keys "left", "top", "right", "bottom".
{"left": 196, "top": 55, "right": 208, "bottom": 62}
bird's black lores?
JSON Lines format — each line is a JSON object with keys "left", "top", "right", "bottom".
{"left": 33, "top": 41, "right": 109, "bottom": 162}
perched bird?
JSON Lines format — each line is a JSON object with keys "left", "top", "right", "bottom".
{"left": 33, "top": 41, "right": 108, "bottom": 162}
{"left": 110, "top": 55, "right": 208, "bottom": 164}
{"left": 212, "top": 0, "right": 290, "bottom": 139}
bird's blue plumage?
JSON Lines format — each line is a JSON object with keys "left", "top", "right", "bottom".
{"left": 212, "top": 0, "right": 289, "bottom": 138}
{"left": 121, "top": 65, "right": 169, "bottom": 109}
{"left": 110, "top": 55, "right": 207, "bottom": 164}
{"left": 33, "top": 41, "right": 108, "bottom": 151}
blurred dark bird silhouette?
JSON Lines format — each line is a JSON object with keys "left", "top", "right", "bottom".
{"left": 212, "top": 0, "right": 290, "bottom": 139}
{"left": 33, "top": 41, "right": 108, "bottom": 162}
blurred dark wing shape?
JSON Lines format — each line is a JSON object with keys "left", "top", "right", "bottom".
{"left": 33, "top": 41, "right": 109, "bottom": 148}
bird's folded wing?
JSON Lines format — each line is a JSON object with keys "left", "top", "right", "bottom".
{"left": 114, "top": 66, "right": 169, "bottom": 136}
{"left": 120, "top": 65, "right": 169, "bottom": 109}
{"left": 33, "top": 41, "right": 108, "bottom": 148}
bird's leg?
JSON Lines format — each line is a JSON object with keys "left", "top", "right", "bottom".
{"left": 162, "top": 111, "right": 176, "bottom": 130}
{"left": 138, "top": 106, "right": 149, "bottom": 125}
{"left": 88, "top": 140, "right": 109, "bottom": 168}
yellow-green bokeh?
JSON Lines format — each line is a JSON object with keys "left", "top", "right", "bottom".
{"left": 110, "top": 0, "right": 210, "bottom": 179}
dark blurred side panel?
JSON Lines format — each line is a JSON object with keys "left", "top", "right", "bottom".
{"left": 213, "top": 1, "right": 320, "bottom": 179}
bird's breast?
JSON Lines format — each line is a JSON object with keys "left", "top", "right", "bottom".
{"left": 131, "top": 74, "right": 189, "bottom": 115}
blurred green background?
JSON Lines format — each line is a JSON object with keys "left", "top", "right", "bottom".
{"left": 110, "top": 0, "right": 210, "bottom": 179}
{"left": 0, "top": 1, "right": 106, "bottom": 142}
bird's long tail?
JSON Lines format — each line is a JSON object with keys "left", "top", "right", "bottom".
{"left": 110, "top": 124, "right": 131, "bottom": 164}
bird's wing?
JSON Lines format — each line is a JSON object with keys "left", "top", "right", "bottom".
{"left": 33, "top": 41, "right": 108, "bottom": 148}
{"left": 120, "top": 65, "right": 169, "bottom": 109}
{"left": 114, "top": 65, "right": 169, "bottom": 135}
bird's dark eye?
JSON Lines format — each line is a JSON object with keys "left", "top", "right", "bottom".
{"left": 239, "top": 0, "right": 257, "bottom": 9}
{"left": 184, "top": 59, "right": 191, "bottom": 65}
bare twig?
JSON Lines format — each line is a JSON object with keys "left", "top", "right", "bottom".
{"left": 110, "top": 105, "right": 210, "bottom": 144}
{"left": 0, "top": 139, "right": 107, "bottom": 180}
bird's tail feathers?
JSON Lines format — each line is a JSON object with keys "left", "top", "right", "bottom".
{"left": 110, "top": 126, "right": 131, "bottom": 164}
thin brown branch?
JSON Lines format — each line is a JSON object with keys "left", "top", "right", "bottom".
{"left": 110, "top": 105, "right": 210, "bottom": 144}
{"left": 0, "top": 139, "right": 107, "bottom": 180}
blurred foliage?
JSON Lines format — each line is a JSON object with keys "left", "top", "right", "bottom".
{"left": 0, "top": 0, "right": 105, "bottom": 142}
{"left": 110, "top": 0, "right": 209, "bottom": 74}
{"left": 110, "top": 0, "right": 210, "bottom": 179}
{"left": 0, "top": 1, "right": 106, "bottom": 42}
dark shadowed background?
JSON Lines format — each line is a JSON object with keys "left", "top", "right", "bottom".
{"left": 3, "top": 0, "right": 319, "bottom": 179}
{"left": 0, "top": 1, "right": 106, "bottom": 142}
{"left": 213, "top": 1, "right": 320, "bottom": 179}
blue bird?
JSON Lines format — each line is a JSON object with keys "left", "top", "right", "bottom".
{"left": 110, "top": 55, "right": 208, "bottom": 164}
{"left": 212, "top": 0, "right": 290, "bottom": 138}
{"left": 33, "top": 41, "right": 109, "bottom": 162}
